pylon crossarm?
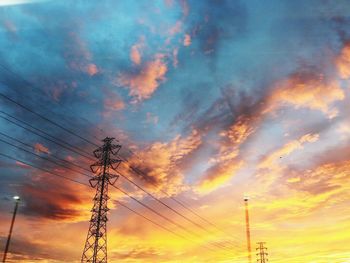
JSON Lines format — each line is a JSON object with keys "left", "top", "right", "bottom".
{"left": 105, "top": 173, "right": 119, "bottom": 184}
{"left": 108, "top": 159, "right": 122, "bottom": 170}
{"left": 93, "top": 148, "right": 103, "bottom": 158}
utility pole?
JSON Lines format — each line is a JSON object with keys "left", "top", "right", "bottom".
{"left": 2, "top": 196, "right": 20, "bottom": 263}
{"left": 81, "top": 137, "right": 122, "bottom": 263}
{"left": 244, "top": 197, "right": 252, "bottom": 263}
{"left": 256, "top": 242, "right": 268, "bottom": 263}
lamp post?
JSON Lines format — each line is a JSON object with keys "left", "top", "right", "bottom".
{"left": 2, "top": 196, "right": 20, "bottom": 263}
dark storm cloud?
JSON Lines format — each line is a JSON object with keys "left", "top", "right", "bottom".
{"left": 18, "top": 177, "right": 87, "bottom": 220}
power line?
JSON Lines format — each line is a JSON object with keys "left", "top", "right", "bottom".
{"left": 0, "top": 108, "right": 241, "bottom": 246}
{"left": 0, "top": 137, "right": 93, "bottom": 179}
{"left": 0, "top": 149, "right": 191, "bottom": 244}
{"left": 115, "top": 200, "right": 188, "bottom": 241}
{"left": 0, "top": 152, "right": 226, "bottom": 253}
{"left": 112, "top": 185, "right": 195, "bottom": 236}
{"left": 0, "top": 80, "right": 242, "bottom": 249}
{"left": 0, "top": 89, "right": 238, "bottom": 242}
{"left": 3, "top": 109, "right": 240, "bottom": 247}
{"left": 1, "top": 113, "right": 242, "bottom": 249}
{"left": 0, "top": 92, "right": 99, "bottom": 147}
{"left": 0, "top": 110, "right": 93, "bottom": 157}
{"left": 0, "top": 134, "right": 235, "bottom": 251}
{"left": 0, "top": 152, "right": 88, "bottom": 186}
{"left": 0, "top": 62, "right": 106, "bottom": 142}
{"left": 125, "top": 163, "right": 243, "bottom": 244}
{"left": 0, "top": 131, "right": 91, "bottom": 173}
{"left": 116, "top": 201, "right": 231, "bottom": 256}
{"left": 118, "top": 171, "right": 224, "bottom": 237}
{"left": 111, "top": 184, "right": 231, "bottom": 252}
{"left": 0, "top": 114, "right": 95, "bottom": 161}
{"left": 0, "top": 151, "right": 196, "bottom": 247}
{"left": 113, "top": 184, "right": 229, "bottom": 253}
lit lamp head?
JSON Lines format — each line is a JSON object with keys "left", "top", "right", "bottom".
{"left": 13, "top": 196, "right": 20, "bottom": 201}
{"left": 244, "top": 196, "right": 249, "bottom": 202}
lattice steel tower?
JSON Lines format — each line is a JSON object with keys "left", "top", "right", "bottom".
{"left": 256, "top": 242, "right": 268, "bottom": 263}
{"left": 81, "top": 137, "right": 122, "bottom": 263}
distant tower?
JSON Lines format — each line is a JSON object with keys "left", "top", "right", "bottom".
{"left": 256, "top": 242, "right": 268, "bottom": 263}
{"left": 244, "top": 197, "right": 252, "bottom": 263}
{"left": 81, "top": 137, "right": 122, "bottom": 263}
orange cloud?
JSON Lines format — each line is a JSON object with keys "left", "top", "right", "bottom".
{"left": 212, "top": 114, "right": 257, "bottom": 165}
{"left": 104, "top": 93, "right": 125, "bottom": 111}
{"left": 86, "top": 63, "right": 98, "bottom": 76}
{"left": 336, "top": 41, "right": 350, "bottom": 79}
{"left": 183, "top": 34, "right": 191, "bottom": 46}
{"left": 117, "top": 54, "right": 168, "bottom": 102}
{"left": 298, "top": 159, "right": 350, "bottom": 196}
{"left": 196, "top": 160, "right": 244, "bottom": 194}
{"left": 128, "top": 129, "right": 201, "bottom": 195}
{"left": 130, "top": 38, "right": 145, "bottom": 65}
{"left": 195, "top": 115, "right": 256, "bottom": 194}
{"left": 130, "top": 45, "right": 142, "bottom": 65}
{"left": 265, "top": 72, "right": 345, "bottom": 118}
{"left": 222, "top": 116, "right": 256, "bottom": 145}
{"left": 33, "top": 143, "right": 50, "bottom": 154}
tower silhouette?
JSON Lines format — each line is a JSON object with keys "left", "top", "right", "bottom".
{"left": 256, "top": 242, "right": 268, "bottom": 263}
{"left": 81, "top": 137, "right": 122, "bottom": 263}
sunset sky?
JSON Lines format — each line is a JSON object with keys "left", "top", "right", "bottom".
{"left": 0, "top": 0, "right": 350, "bottom": 262}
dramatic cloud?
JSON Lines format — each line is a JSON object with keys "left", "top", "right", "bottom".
{"left": 1, "top": 1, "right": 350, "bottom": 262}
{"left": 128, "top": 129, "right": 201, "bottom": 195}
{"left": 297, "top": 160, "right": 350, "bottom": 197}
{"left": 195, "top": 113, "right": 258, "bottom": 194}
{"left": 117, "top": 54, "right": 168, "bottom": 102}
{"left": 196, "top": 160, "right": 243, "bottom": 194}
{"left": 18, "top": 173, "right": 91, "bottom": 221}
{"left": 336, "top": 41, "right": 350, "bottom": 79}
{"left": 265, "top": 71, "right": 345, "bottom": 118}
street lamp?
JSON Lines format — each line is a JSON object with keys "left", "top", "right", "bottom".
{"left": 2, "top": 196, "right": 20, "bottom": 263}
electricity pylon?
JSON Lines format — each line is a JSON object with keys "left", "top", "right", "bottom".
{"left": 81, "top": 137, "right": 122, "bottom": 263}
{"left": 256, "top": 242, "right": 268, "bottom": 263}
